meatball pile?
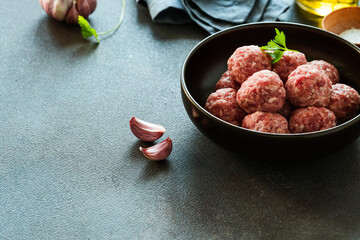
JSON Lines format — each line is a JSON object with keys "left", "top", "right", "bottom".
{"left": 205, "top": 45, "right": 360, "bottom": 134}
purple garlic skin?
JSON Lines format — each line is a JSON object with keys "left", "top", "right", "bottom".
{"left": 39, "top": 0, "right": 97, "bottom": 24}
{"left": 140, "top": 137, "right": 173, "bottom": 161}
{"left": 129, "top": 117, "right": 166, "bottom": 142}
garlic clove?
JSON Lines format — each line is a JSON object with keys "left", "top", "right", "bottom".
{"left": 39, "top": 0, "right": 51, "bottom": 16}
{"left": 129, "top": 117, "right": 166, "bottom": 142}
{"left": 65, "top": 3, "right": 79, "bottom": 24}
{"left": 77, "top": 0, "right": 96, "bottom": 19}
{"left": 52, "top": 0, "right": 71, "bottom": 21}
{"left": 140, "top": 137, "right": 173, "bottom": 161}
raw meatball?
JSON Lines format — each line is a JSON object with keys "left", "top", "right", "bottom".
{"left": 289, "top": 106, "right": 336, "bottom": 133}
{"left": 227, "top": 45, "right": 272, "bottom": 85}
{"left": 215, "top": 70, "right": 240, "bottom": 91}
{"left": 205, "top": 88, "right": 246, "bottom": 126}
{"left": 278, "top": 99, "right": 295, "bottom": 120}
{"left": 237, "top": 70, "right": 286, "bottom": 113}
{"left": 242, "top": 111, "right": 290, "bottom": 134}
{"left": 272, "top": 51, "right": 307, "bottom": 82}
{"left": 285, "top": 64, "right": 332, "bottom": 107}
{"left": 308, "top": 60, "right": 340, "bottom": 84}
{"left": 328, "top": 83, "right": 360, "bottom": 123}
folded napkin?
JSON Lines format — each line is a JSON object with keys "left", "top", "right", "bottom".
{"left": 137, "top": 0, "right": 293, "bottom": 34}
{"left": 136, "top": 0, "right": 192, "bottom": 24}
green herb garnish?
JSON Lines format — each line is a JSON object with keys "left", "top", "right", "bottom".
{"left": 260, "top": 28, "right": 298, "bottom": 64}
{"left": 78, "top": 0, "right": 126, "bottom": 43}
{"left": 78, "top": 16, "right": 99, "bottom": 42}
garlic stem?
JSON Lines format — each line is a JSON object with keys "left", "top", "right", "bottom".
{"left": 98, "top": 0, "right": 125, "bottom": 36}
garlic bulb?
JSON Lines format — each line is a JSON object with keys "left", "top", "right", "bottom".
{"left": 39, "top": 0, "right": 97, "bottom": 24}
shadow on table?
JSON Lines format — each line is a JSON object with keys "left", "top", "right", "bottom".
{"left": 141, "top": 160, "right": 171, "bottom": 180}
{"left": 34, "top": 16, "right": 98, "bottom": 57}
{"left": 128, "top": 140, "right": 172, "bottom": 180}
{"left": 166, "top": 133, "right": 360, "bottom": 238}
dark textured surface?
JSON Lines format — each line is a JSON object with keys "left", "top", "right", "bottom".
{"left": 1, "top": 1, "right": 359, "bottom": 239}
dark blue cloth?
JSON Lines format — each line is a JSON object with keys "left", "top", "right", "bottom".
{"left": 137, "top": 0, "right": 294, "bottom": 34}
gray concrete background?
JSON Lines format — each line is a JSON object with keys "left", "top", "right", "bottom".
{"left": 1, "top": 1, "right": 359, "bottom": 239}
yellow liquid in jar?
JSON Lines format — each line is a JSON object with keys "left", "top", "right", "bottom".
{"left": 296, "top": 0, "right": 358, "bottom": 16}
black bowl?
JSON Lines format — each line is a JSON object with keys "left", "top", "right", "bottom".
{"left": 181, "top": 22, "right": 360, "bottom": 160}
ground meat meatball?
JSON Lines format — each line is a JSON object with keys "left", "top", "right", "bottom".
{"left": 289, "top": 106, "right": 336, "bottom": 133}
{"left": 328, "top": 83, "right": 360, "bottom": 123}
{"left": 277, "top": 99, "right": 295, "bottom": 120}
{"left": 272, "top": 51, "right": 307, "bottom": 83}
{"left": 308, "top": 60, "right": 340, "bottom": 84}
{"left": 237, "top": 70, "right": 286, "bottom": 113}
{"left": 242, "top": 111, "right": 290, "bottom": 134}
{"left": 215, "top": 70, "right": 240, "bottom": 91}
{"left": 285, "top": 64, "right": 332, "bottom": 107}
{"left": 205, "top": 88, "right": 246, "bottom": 126}
{"left": 227, "top": 45, "right": 272, "bottom": 85}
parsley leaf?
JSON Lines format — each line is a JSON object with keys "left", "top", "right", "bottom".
{"left": 265, "top": 40, "right": 281, "bottom": 51}
{"left": 268, "top": 49, "right": 283, "bottom": 64}
{"left": 78, "top": 16, "right": 99, "bottom": 43}
{"left": 260, "top": 28, "right": 298, "bottom": 64}
{"left": 77, "top": 0, "right": 125, "bottom": 43}
{"left": 274, "top": 28, "right": 286, "bottom": 48}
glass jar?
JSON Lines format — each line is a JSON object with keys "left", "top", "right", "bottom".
{"left": 296, "top": 0, "right": 359, "bottom": 16}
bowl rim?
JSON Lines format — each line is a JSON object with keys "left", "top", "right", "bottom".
{"left": 321, "top": 6, "right": 360, "bottom": 46}
{"left": 181, "top": 21, "right": 360, "bottom": 138}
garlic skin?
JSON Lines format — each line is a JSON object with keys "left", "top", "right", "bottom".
{"left": 39, "top": 0, "right": 97, "bottom": 24}
{"left": 140, "top": 137, "right": 173, "bottom": 161}
{"left": 129, "top": 117, "right": 166, "bottom": 142}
